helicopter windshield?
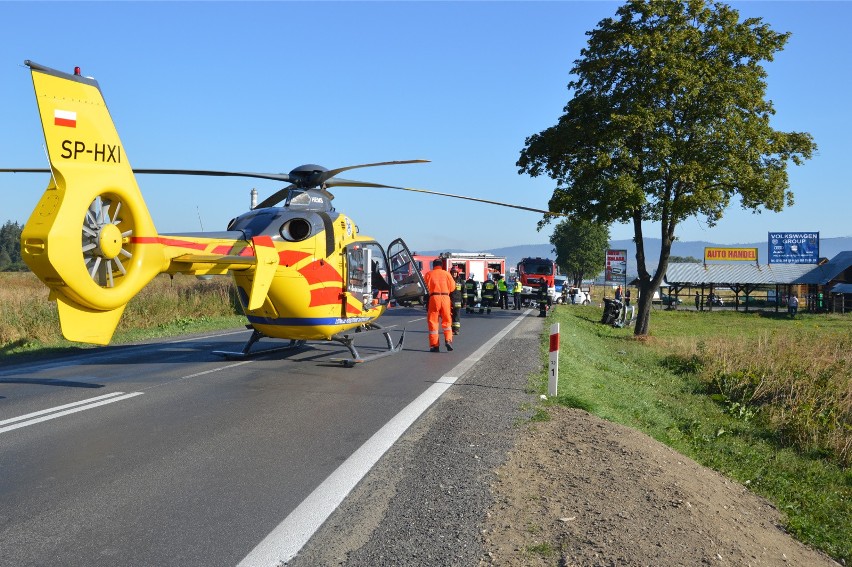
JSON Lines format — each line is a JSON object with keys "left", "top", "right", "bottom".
{"left": 286, "top": 189, "right": 334, "bottom": 212}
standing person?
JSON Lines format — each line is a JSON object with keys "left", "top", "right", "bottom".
{"left": 449, "top": 267, "right": 463, "bottom": 335}
{"left": 615, "top": 285, "right": 623, "bottom": 302}
{"left": 481, "top": 275, "right": 498, "bottom": 314}
{"left": 788, "top": 294, "right": 799, "bottom": 318}
{"left": 694, "top": 291, "right": 700, "bottom": 310}
{"left": 625, "top": 288, "right": 631, "bottom": 307}
{"left": 424, "top": 259, "right": 455, "bottom": 352}
{"left": 497, "top": 275, "right": 509, "bottom": 309}
{"left": 464, "top": 273, "right": 478, "bottom": 314}
{"left": 513, "top": 278, "right": 523, "bottom": 309}
{"left": 537, "top": 280, "right": 549, "bottom": 317}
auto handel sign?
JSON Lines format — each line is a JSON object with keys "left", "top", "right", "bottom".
{"left": 768, "top": 232, "right": 819, "bottom": 264}
{"left": 605, "top": 249, "right": 627, "bottom": 284}
{"left": 704, "top": 247, "right": 758, "bottom": 262}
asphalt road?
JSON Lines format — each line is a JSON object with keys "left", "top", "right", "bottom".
{"left": 0, "top": 306, "right": 542, "bottom": 567}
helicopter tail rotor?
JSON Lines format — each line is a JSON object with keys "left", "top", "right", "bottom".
{"left": 21, "top": 61, "right": 165, "bottom": 344}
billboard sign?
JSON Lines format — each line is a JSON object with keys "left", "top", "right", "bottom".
{"left": 768, "top": 232, "right": 819, "bottom": 264}
{"left": 704, "top": 247, "right": 758, "bottom": 262}
{"left": 605, "top": 249, "right": 628, "bottom": 284}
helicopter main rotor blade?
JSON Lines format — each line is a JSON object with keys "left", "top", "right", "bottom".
{"left": 0, "top": 165, "right": 561, "bottom": 216}
{"left": 331, "top": 181, "right": 563, "bottom": 216}
{"left": 322, "top": 160, "right": 430, "bottom": 181}
{"left": 254, "top": 184, "right": 296, "bottom": 209}
{"left": 0, "top": 167, "right": 295, "bottom": 183}
{"left": 133, "top": 169, "right": 295, "bottom": 183}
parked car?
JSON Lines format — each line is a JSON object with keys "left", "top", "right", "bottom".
{"left": 557, "top": 286, "right": 591, "bottom": 305}
{"left": 659, "top": 293, "right": 682, "bottom": 306}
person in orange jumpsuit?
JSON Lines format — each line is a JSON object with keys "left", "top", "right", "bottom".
{"left": 424, "top": 258, "right": 456, "bottom": 352}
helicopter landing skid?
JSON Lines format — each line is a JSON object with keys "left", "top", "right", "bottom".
{"left": 211, "top": 329, "right": 307, "bottom": 360}
{"left": 329, "top": 324, "right": 405, "bottom": 368}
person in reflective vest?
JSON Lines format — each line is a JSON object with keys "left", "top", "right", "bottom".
{"left": 424, "top": 259, "right": 455, "bottom": 352}
{"left": 449, "top": 267, "right": 463, "bottom": 335}
{"left": 496, "top": 275, "right": 508, "bottom": 309}
{"left": 513, "top": 278, "right": 523, "bottom": 309}
{"left": 464, "top": 274, "right": 479, "bottom": 314}
{"left": 481, "top": 275, "right": 498, "bottom": 314}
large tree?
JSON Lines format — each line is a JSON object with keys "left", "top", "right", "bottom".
{"left": 550, "top": 219, "right": 610, "bottom": 287}
{"left": 518, "top": 0, "right": 815, "bottom": 335}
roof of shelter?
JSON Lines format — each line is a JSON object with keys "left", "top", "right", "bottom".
{"left": 664, "top": 262, "right": 816, "bottom": 286}
{"left": 663, "top": 251, "right": 852, "bottom": 286}
{"left": 829, "top": 283, "right": 852, "bottom": 294}
{"left": 792, "top": 251, "right": 852, "bottom": 285}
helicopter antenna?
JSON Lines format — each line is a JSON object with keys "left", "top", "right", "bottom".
{"left": 196, "top": 206, "right": 204, "bottom": 231}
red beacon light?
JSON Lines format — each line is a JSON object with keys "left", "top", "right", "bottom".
{"left": 74, "top": 66, "right": 81, "bottom": 76}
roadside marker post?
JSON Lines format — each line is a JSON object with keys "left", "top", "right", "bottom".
{"left": 548, "top": 323, "right": 559, "bottom": 397}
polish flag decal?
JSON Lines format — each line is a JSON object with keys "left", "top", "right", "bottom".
{"left": 54, "top": 109, "right": 77, "bottom": 128}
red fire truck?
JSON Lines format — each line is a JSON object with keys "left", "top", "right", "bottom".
{"left": 414, "top": 252, "right": 506, "bottom": 282}
{"left": 516, "top": 257, "right": 557, "bottom": 305}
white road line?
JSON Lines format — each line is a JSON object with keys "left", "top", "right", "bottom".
{"left": 238, "top": 311, "right": 528, "bottom": 567}
{"left": 0, "top": 392, "right": 144, "bottom": 434}
{"left": 0, "top": 391, "right": 126, "bottom": 426}
{"left": 179, "top": 361, "right": 254, "bottom": 380}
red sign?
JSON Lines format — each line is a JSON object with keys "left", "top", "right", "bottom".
{"left": 605, "top": 249, "right": 627, "bottom": 284}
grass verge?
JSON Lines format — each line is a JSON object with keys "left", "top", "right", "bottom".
{"left": 537, "top": 305, "right": 851, "bottom": 564}
{"left": 0, "top": 272, "right": 246, "bottom": 361}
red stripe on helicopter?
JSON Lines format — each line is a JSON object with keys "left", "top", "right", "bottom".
{"left": 309, "top": 286, "right": 344, "bottom": 307}
{"left": 346, "top": 300, "right": 362, "bottom": 315}
{"left": 278, "top": 250, "right": 311, "bottom": 266}
{"left": 299, "top": 259, "right": 342, "bottom": 285}
{"left": 210, "top": 244, "right": 255, "bottom": 256}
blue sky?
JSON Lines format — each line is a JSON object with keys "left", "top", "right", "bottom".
{"left": 1, "top": 1, "right": 849, "bottom": 253}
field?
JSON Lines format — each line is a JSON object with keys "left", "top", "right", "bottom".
{"left": 0, "top": 272, "right": 246, "bottom": 356}
{"left": 543, "top": 304, "right": 851, "bottom": 563}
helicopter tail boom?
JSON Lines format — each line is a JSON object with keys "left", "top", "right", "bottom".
{"left": 21, "top": 61, "right": 164, "bottom": 344}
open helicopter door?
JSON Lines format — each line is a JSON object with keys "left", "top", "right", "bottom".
{"left": 387, "top": 238, "right": 427, "bottom": 305}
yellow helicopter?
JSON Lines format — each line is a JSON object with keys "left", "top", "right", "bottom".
{"left": 2, "top": 61, "right": 556, "bottom": 366}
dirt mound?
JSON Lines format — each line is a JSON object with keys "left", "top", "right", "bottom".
{"left": 481, "top": 405, "right": 839, "bottom": 566}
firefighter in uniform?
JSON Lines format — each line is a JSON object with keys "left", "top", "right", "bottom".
{"left": 537, "top": 280, "right": 549, "bottom": 317}
{"left": 496, "top": 275, "right": 509, "bottom": 309}
{"left": 449, "top": 267, "right": 463, "bottom": 335}
{"left": 481, "top": 275, "right": 498, "bottom": 314}
{"left": 424, "top": 259, "right": 455, "bottom": 352}
{"left": 464, "top": 273, "right": 479, "bottom": 314}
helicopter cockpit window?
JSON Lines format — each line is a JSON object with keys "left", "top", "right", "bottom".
{"left": 346, "top": 242, "right": 391, "bottom": 307}
{"left": 287, "top": 191, "right": 311, "bottom": 207}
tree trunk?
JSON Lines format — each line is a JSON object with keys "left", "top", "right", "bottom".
{"left": 634, "top": 280, "right": 654, "bottom": 335}
{"left": 631, "top": 207, "right": 676, "bottom": 336}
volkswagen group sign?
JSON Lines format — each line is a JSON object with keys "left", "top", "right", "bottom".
{"left": 768, "top": 232, "right": 819, "bottom": 264}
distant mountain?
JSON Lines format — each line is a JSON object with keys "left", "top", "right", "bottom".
{"left": 418, "top": 236, "right": 852, "bottom": 278}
